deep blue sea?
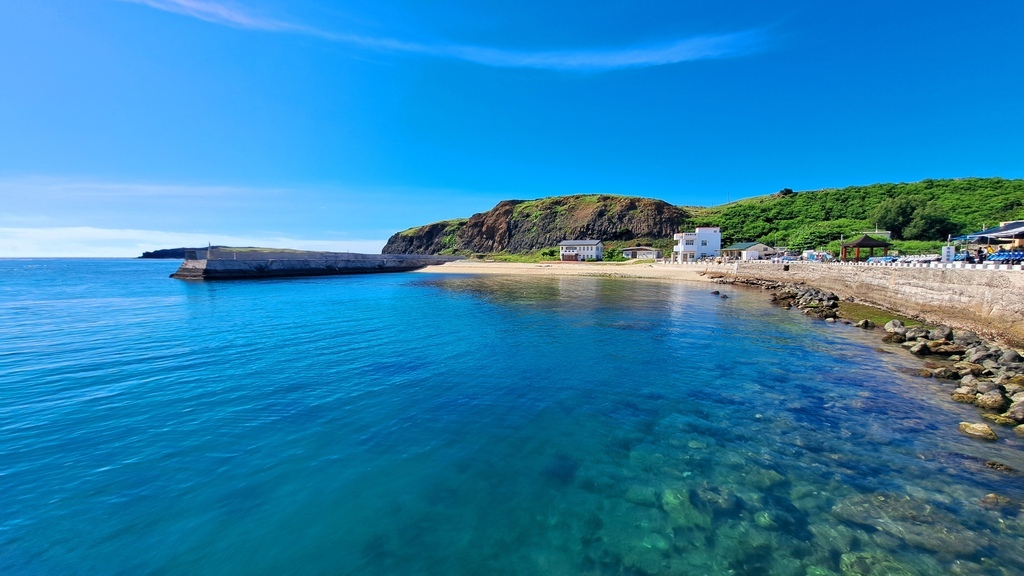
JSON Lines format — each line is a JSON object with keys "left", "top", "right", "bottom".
{"left": 2, "top": 259, "right": 1023, "bottom": 575}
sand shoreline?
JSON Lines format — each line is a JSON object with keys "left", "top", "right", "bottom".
{"left": 415, "top": 260, "right": 716, "bottom": 282}
{"left": 417, "top": 259, "right": 1024, "bottom": 347}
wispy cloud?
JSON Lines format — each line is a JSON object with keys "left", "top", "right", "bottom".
{"left": 0, "top": 227, "right": 386, "bottom": 258}
{"left": 120, "top": 0, "right": 764, "bottom": 71}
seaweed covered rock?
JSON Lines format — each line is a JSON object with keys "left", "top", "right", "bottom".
{"left": 958, "top": 422, "right": 998, "bottom": 441}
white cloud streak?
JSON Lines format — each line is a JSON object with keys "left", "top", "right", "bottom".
{"left": 0, "top": 227, "right": 385, "bottom": 258}
{"left": 120, "top": 0, "right": 763, "bottom": 71}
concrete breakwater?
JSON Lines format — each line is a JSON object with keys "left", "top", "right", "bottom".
{"left": 170, "top": 249, "right": 461, "bottom": 280}
{"left": 706, "top": 261, "right": 1024, "bottom": 345}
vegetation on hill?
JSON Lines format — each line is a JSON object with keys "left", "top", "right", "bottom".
{"left": 690, "top": 177, "right": 1024, "bottom": 253}
{"left": 383, "top": 178, "right": 1024, "bottom": 257}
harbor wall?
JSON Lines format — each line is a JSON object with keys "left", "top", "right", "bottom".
{"left": 710, "top": 261, "right": 1024, "bottom": 344}
{"left": 171, "top": 252, "right": 461, "bottom": 280}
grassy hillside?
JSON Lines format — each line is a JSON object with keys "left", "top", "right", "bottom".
{"left": 385, "top": 178, "right": 1024, "bottom": 257}
{"left": 691, "top": 177, "right": 1024, "bottom": 253}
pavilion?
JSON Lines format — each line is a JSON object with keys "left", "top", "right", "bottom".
{"left": 840, "top": 235, "right": 892, "bottom": 261}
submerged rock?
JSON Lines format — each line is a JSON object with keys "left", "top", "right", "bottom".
{"left": 958, "top": 422, "right": 998, "bottom": 441}
{"left": 661, "top": 489, "right": 711, "bottom": 529}
{"left": 979, "top": 493, "right": 1014, "bottom": 510}
{"left": 754, "top": 510, "right": 778, "bottom": 529}
{"left": 831, "top": 493, "right": 978, "bottom": 556}
{"left": 625, "top": 485, "right": 660, "bottom": 508}
{"left": 981, "top": 413, "right": 1019, "bottom": 427}
{"left": 984, "top": 460, "right": 1018, "bottom": 474}
{"left": 839, "top": 552, "right": 917, "bottom": 576}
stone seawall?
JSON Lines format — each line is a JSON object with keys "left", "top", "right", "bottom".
{"left": 171, "top": 252, "right": 461, "bottom": 280}
{"left": 713, "top": 261, "right": 1024, "bottom": 345}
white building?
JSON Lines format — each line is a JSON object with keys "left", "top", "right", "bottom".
{"left": 559, "top": 240, "right": 604, "bottom": 261}
{"left": 621, "top": 246, "right": 662, "bottom": 260}
{"left": 722, "top": 242, "right": 775, "bottom": 261}
{"left": 673, "top": 227, "right": 721, "bottom": 262}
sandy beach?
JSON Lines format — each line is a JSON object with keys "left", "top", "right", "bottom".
{"left": 415, "top": 260, "right": 717, "bottom": 282}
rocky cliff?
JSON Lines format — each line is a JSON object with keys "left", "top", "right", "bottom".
{"left": 383, "top": 195, "right": 688, "bottom": 255}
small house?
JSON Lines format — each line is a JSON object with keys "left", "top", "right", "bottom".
{"left": 722, "top": 242, "right": 774, "bottom": 261}
{"left": 621, "top": 246, "right": 662, "bottom": 260}
{"left": 559, "top": 240, "right": 604, "bottom": 261}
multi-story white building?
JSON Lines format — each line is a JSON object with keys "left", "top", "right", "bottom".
{"left": 558, "top": 240, "right": 604, "bottom": 261}
{"left": 673, "top": 227, "right": 721, "bottom": 262}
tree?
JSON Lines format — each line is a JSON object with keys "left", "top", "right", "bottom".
{"left": 902, "top": 204, "right": 959, "bottom": 241}
{"left": 870, "top": 196, "right": 923, "bottom": 240}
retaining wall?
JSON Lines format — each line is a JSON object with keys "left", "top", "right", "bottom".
{"left": 680, "top": 261, "right": 1024, "bottom": 344}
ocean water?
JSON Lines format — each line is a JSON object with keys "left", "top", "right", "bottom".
{"left": 1, "top": 259, "right": 1023, "bottom": 576}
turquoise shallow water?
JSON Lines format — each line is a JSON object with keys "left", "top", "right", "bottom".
{"left": 1, "top": 259, "right": 1023, "bottom": 575}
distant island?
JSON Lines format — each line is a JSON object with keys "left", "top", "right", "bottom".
{"left": 140, "top": 246, "right": 226, "bottom": 259}
{"left": 382, "top": 177, "right": 1024, "bottom": 259}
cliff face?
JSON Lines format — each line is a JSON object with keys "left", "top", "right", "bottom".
{"left": 382, "top": 195, "right": 688, "bottom": 254}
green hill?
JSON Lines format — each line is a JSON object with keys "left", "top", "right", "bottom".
{"left": 383, "top": 177, "right": 1024, "bottom": 257}
{"left": 691, "top": 177, "right": 1024, "bottom": 252}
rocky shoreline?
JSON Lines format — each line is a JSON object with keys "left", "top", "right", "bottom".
{"left": 717, "top": 278, "right": 1024, "bottom": 445}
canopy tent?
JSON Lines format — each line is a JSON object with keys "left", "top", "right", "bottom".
{"left": 840, "top": 235, "right": 891, "bottom": 261}
{"left": 953, "top": 221, "right": 1024, "bottom": 243}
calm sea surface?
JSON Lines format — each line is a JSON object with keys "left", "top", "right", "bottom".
{"left": 1, "top": 259, "right": 1023, "bottom": 575}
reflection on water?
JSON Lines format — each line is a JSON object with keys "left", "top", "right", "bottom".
{"left": 1, "top": 264, "right": 1022, "bottom": 575}
{"left": 411, "top": 275, "right": 1024, "bottom": 576}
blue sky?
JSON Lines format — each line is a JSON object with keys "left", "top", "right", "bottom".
{"left": 2, "top": 0, "right": 1022, "bottom": 256}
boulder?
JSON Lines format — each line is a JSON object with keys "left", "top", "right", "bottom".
{"left": 883, "top": 319, "right": 906, "bottom": 334}
{"left": 951, "top": 388, "right": 977, "bottom": 403}
{"left": 959, "top": 422, "right": 998, "bottom": 441}
{"left": 1003, "top": 401, "right": 1024, "bottom": 422}
{"left": 1003, "top": 383, "right": 1024, "bottom": 397}
{"left": 928, "top": 326, "right": 953, "bottom": 341}
{"left": 1016, "top": 425, "right": 1024, "bottom": 437}
{"left": 881, "top": 333, "right": 906, "bottom": 343}
{"left": 954, "top": 362, "right": 985, "bottom": 377}
{"left": 982, "top": 413, "right": 1019, "bottom": 426}
{"left": 930, "top": 367, "right": 959, "bottom": 380}
{"left": 931, "top": 344, "right": 967, "bottom": 356}
{"left": 855, "top": 319, "right": 875, "bottom": 329}
{"left": 975, "top": 390, "right": 1008, "bottom": 411}
{"left": 954, "top": 330, "right": 982, "bottom": 346}
{"left": 966, "top": 349, "right": 994, "bottom": 364}
{"left": 976, "top": 380, "right": 1000, "bottom": 394}
{"left": 1006, "top": 374, "right": 1024, "bottom": 387}
{"left": 904, "top": 327, "right": 929, "bottom": 340}
{"left": 1001, "top": 348, "right": 1023, "bottom": 363}
{"left": 908, "top": 343, "right": 929, "bottom": 356}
